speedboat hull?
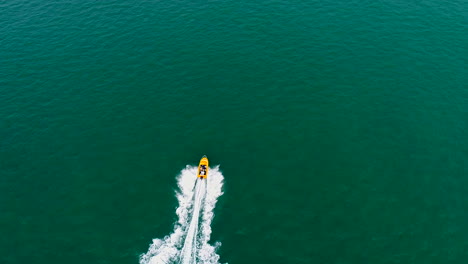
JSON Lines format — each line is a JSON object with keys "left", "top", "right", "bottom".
{"left": 197, "top": 155, "right": 209, "bottom": 179}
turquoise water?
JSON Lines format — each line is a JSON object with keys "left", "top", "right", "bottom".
{"left": 1, "top": 0, "right": 467, "bottom": 263}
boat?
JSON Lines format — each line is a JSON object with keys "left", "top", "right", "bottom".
{"left": 197, "top": 155, "right": 209, "bottom": 179}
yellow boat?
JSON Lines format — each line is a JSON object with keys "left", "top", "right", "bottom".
{"left": 197, "top": 155, "right": 209, "bottom": 179}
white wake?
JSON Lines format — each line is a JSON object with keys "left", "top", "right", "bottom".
{"left": 140, "top": 165, "right": 225, "bottom": 264}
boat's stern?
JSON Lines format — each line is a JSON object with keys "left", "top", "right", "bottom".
{"left": 197, "top": 155, "right": 209, "bottom": 179}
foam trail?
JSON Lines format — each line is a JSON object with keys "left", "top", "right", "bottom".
{"left": 140, "top": 165, "right": 225, "bottom": 264}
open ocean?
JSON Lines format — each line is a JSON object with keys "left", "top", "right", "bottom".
{"left": 1, "top": 0, "right": 467, "bottom": 263}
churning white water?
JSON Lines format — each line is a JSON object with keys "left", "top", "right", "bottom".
{"left": 140, "top": 165, "right": 225, "bottom": 264}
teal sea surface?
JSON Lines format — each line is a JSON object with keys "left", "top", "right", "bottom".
{"left": 1, "top": 0, "right": 467, "bottom": 263}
